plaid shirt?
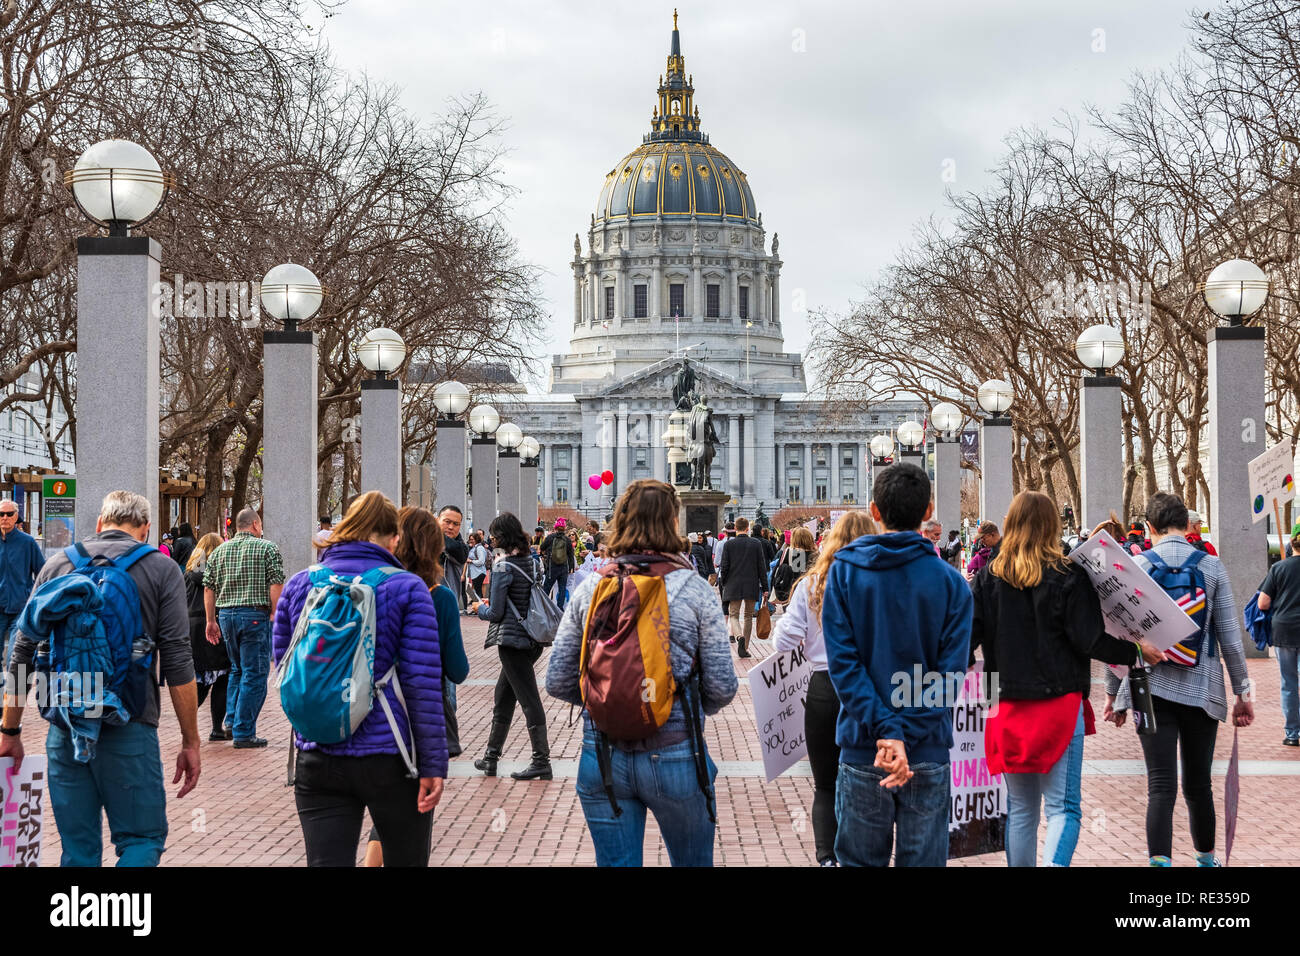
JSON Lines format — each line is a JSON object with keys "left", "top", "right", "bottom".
{"left": 203, "top": 532, "right": 286, "bottom": 608}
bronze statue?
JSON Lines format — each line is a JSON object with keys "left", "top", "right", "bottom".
{"left": 672, "top": 359, "right": 697, "bottom": 411}
{"left": 688, "top": 395, "right": 719, "bottom": 491}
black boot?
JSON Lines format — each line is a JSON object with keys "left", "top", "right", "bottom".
{"left": 510, "top": 724, "right": 552, "bottom": 781}
{"left": 474, "top": 719, "right": 508, "bottom": 776}
{"left": 737, "top": 636, "right": 751, "bottom": 659}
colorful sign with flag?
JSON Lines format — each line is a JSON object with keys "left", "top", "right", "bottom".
{"left": 1247, "top": 441, "right": 1295, "bottom": 523}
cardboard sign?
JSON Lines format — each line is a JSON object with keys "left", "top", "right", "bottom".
{"left": 948, "top": 664, "right": 1006, "bottom": 858}
{"left": 750, "top": 646, "right": 812, "bottom": 782}
{"left": 1069, "top": 530, "right": 1198, "bottom": 673}
{"left": 1248, "top": 441, "right": 1295, "bottom": 524}
{"left": 0, "top": 756, "right": 47, "bottom": 867}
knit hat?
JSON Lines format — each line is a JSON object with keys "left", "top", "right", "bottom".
{"left": 554, "top": 518, "right": 566, "bottom": 530}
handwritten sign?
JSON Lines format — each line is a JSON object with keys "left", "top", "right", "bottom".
{"left": 1248, "top": 441, "right": 1295, "bottom": 523}
{"left": 948, "top": 664, "right": 1006, "bottom": 858}
{"left": 0, "top": 756, "right": 47, "bottom": 867}
{"left": 750, "top": 646, "right": 812, "bottom": 782}
{"left": 1069, "top": 530, "right": 1197, "bottom": 673}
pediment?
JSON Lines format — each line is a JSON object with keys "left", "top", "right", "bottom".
{"left": 594, "top": 356, "right": 756, "bottom": 401}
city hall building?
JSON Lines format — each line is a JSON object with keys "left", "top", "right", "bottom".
{"left": 502, "top": 15, "right": 921, "bottom": 518}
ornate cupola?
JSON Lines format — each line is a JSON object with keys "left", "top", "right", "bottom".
{"left": 646, "top": 10, "right": 707, "bottom": 144}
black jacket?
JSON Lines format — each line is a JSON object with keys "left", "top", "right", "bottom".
{"left": 970, "top": 562, "right": 1139, "bottom": 699}
{"left": 184, "top": 568, "right": 230, "bottom": 673}
{"left": 480, "top": 553, "right": 537, "bottom": 650}
{"left": 718, "top": 533, "right": 769, "bottom": 602}
{"left": 690, "top": 542, "right": 714, "bottom": 578}
{"left": 540, "top": 532, "right": 576, "bottom": 572}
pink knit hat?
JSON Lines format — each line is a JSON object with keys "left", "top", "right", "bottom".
{"left": 554, "top": 518, "right": 567, "bottom": 530}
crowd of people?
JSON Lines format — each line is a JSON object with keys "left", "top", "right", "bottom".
{"left": 0, "top": 461, "right": 1279, "bottom": 868}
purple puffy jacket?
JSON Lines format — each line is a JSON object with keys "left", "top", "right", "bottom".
{"left": 272, "top": 540, "right": 447, "bottom": 779}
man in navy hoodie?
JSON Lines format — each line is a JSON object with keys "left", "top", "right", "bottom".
{"left": 823, "top": 463, "right": 972, "bottom": 867}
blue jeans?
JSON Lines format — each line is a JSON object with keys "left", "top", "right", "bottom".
{"left": 219, "top": 606, "right": 271, "bottom": 740}
{"left": 0, "top": 611, "right": 18, "bottom": 669}
{"left": 1279, "top": 646, "right": 1300, "bottom": 740}
{"left": 543, "top": 565, "right": 569, "bottom": 610}
{"left": 575, "top": 729, "right": 718, "bottom": 866}
{"left": 835, "top": 759, "right": 950, "bottom": 867}
{"left": 1003, "top": 705, "right": 1085, "bottom": 867}
{"left": 46, "top": 721, "right": 168, "bottom": 866}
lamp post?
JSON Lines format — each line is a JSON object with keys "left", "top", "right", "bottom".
{"left": 897, "top": 420, "right": 925, "bottom": 469}
{"left": 468, "top": 403, "right": 500, "bottom": 529}
{"left": 496, "top": 421, "right": 523, "bottom": 524}
{"left": 433, "top": 381, "right": 470, "bottom": 517}
{"left": 518, "top": 436, "right": 540, "bottom": 534}
{"left": 66, "top": 139, "right": 172, "bottom": 542}
{"left": 1202, "top": 258, "right": 1270, "bottom": 643}
{"left": 355, "top": 327, "right": 406, "bottom": 505}
{"left": 977, "top": 378, "right": 1014, "bottom": 527}
{"left": 261, "top": 263, "right": 323, "bottom": 577}
{"left": 1075, "top": 324, "right": 1125, "bottom": 531}
{"left": 932, "top": 401, "right": 963, "bottom": 535}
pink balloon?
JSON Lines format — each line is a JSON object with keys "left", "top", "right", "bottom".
{"left": 588, "top": 474, "right": 602, "bottom": 490}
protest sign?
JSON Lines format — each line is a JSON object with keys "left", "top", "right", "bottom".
{"left": 1, "top": 756, "right": 47, "bottom": 867}
{"left": 1247, "top": 441, "right": 1294, "bottom": 524}
{"left": 948, "top": 663, "right": 1006, "bottom": 858}
{"left": 750, "top": 646, "right": 812, "bottom": 782}
{"left": 1069, "top": 529, "right": 1197, "bottom": 673}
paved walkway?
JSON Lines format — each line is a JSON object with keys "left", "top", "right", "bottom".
{"left": 17, "top": 610, "right": 1300, "bottom": 866}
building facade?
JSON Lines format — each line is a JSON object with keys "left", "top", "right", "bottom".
{"left": 505, "top": 15, "right": 922, "bottom": 517}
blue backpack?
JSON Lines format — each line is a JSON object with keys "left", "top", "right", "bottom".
{"left": 23, "top": 542, "right": 157, "bottom": 762}
{"left": 276, "top": 565, "right": 417, "bottom": 776}
{"left": 1144, "top": 550, "right": 1211, "bottom": 667}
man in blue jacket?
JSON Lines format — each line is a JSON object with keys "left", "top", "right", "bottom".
{"left": 0, "top": 499, "right": 44, "bottom": 667}
{"left": 822, "top": 463, "right": 972, "bottom": 867}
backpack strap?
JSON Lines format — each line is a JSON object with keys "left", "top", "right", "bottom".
{"left": 114, "top": 542, "right": 158, "bottom": 573}
{"left": 65, "top": 544, "right": 89, "bottom": 570}
{"left": 374, "top": 665, "right": 418, "bottom": 779}
{"left": 359, "top": 564, "right": 407, "bottom": 590}
{"left": 66, "top": 541, "right": 154, "bottom": 571}
{"left": 1143, "top": 551, "right": 1168, "bottom": 572}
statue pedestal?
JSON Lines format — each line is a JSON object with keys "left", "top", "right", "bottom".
{"left": 678, "top": 489, "right": 730, "bottom": 537}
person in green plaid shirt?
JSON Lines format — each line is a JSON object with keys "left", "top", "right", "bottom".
{"left": 203, "top": 507, "right": 285, "bottom": 748}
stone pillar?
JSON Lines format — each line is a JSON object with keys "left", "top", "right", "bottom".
{"left": 263, "top": 330, "right": 318, "bottom": 578}
{"left": 432, "top": 419, "right": 466, "bottom": 518}
{"left": 730, "top": 266, "right": 740, "bottom": 321}
{"left": 1079, "top": 375, "right": 1124, "bottom": 530}
{"left": 651, "top": 412, "right": 666, "bottom": 482}
{"left": 582, "top": 409, "right": 602, "bottom": 511}
{"left": 615, "top": 259, "right": 625, "bottom": 323}
{"left": 600, "top": 412, "right": 615, "bottom": 474}
{"left": 934, "top": 437, "right": 961, "bottom": 537}
{"left": 830, "top": 442, "right": 841, "bottom": 501}
{"left": 76, "top": 237, "right": 161, "bottom": 543}
{"left": 542, "top": 444, "right": 554, "bottom": 505}
{"left": 1209, "top": 326, "right": 1268, "bottom": 657}
{"left": 572, "top": 264, "right": 582, "bottom": 323}
{"left": 360, "top": 379, "right": 402, "bottom": 506}
{"left": 652, "top": 257, "right": 662, "bottom": 319}
{"left": 616, "top": 403, "right": 630, "bottom": 496}
{"left": 692, "top": 255, "right": 703, "bottom": 318}
{"left": 755, "top": 263, "right": 766, "bottom": 324}
{"left": 742, "top": 412, "right": 756, "bottom": 500}
{"left": 772, "top": 270, "right": 780, "bottom": 324}
{"left": 498, "top": 449, "right": 521, "bottom": 521}
{"left": 803, "top": 441, "right": 813, "bottom": 501}
{"left": 724, "top": 414, "right": 740, "bottom": 496}
{"left": 756, "top": 406, "right": 775, "bottom": 502}
{"left": 519, "top": 459, "right": 539, "bottom": 533}
{"left": 980, "top": 416, "right": 1014, "bottom": 528}
{"left": 470, "top": 437, "right": 497, "bottom": 530}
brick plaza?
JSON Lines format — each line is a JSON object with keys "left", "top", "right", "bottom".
{"left": 16, "top": 613, "right": 1299, "bottom": 867}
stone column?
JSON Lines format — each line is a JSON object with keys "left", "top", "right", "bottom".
{"left": 772, "top": 270, "right": 780, "bottom": 324}
{"left": 652, "top": 257, "right": 662, "bottom": 319}
{"left": 572, "top": 264, "right": 582, "bottom": 323}
{"left": 651, "top": 412, "right": 666, "bottom": 482}
{"left": 1079, "top": 375, "right": 1124, "bottom": 530}
{"left": 803, "top": 441, "right": 813, "bottom": 501}
{"left": 360, "top": 379, "right": 402, "bottom": 506}
{"left": 262, "top": 330, "right": 318, "bottom": 579}
{"left": 726, "top": 415, "right": 741, "bottom": 496}
{"left": 542, "top": 444, "right": 554, "bottom": 505}
{"left": 519, "top": 458, "right": 539, "bottom": 532}
{"left": 600, "top": 412, "right": 615, "bottom": 474}
{"left": 692, "top": 255, "right": 703, "bottom": 318}
{"left": 775, "top": 441, "right": 784, "bottom": 502}
{"left": 934, "top": 437, "right": 961, "bottom": 537}
{"left": 980, "top": 416, "right": 1014, "bottom": 528}
{"left": 470, "top": 437, "right": 497, "bottom": 529}
{"left": 498, "top": 449, "right": 521, "bottom": 521}
{"left": 432, "top": 419, "right": 466, "bottom": 518}
{"left": 582, "top": 409, "right": 602, "bottom": 511}
{"left": 755, "top": 263, "right": 767, "bottom": 323}
{"left": 615, "top": 259, "right": 625, "bottom": 323}
{"left": 756, "top": 406, "right": 775, "bottom": 502}
{"left": 1209, "top": 326, "right": 1268, "bottom": 657}
{"left": 75, "top": 236, "right": 161, "bottom": 543}
{"left": 742, "top": 412, "right": 756, "bottom": 500}
{"left": 830, "top": 442, "right": 841, "bottom": 501}
{"left": 616, "top": 403, "right": 630, "bottom": 496}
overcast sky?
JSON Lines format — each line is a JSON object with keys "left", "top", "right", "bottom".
{"left": 316, "top": 0, "right": 1201, "bottom": 388}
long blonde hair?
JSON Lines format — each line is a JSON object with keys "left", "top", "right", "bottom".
{"left": 186, "top": 532, "right": 225, "bottom": 573}
{"left": 990, "top": 491, "right": 1066, "bottom": 589}
{"left": 808, "top": 511, "right": 877, "bottom": 619}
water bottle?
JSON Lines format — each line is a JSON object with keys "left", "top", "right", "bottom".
{"left": 1129, "top": 664, "right": 1158, "bottom": 736}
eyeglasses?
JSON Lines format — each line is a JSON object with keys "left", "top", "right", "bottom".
{"left": 0, "top": 512, "right": 16, "bottom": 517}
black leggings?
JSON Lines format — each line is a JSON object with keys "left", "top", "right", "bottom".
{"left": 494, "top": 644, "right": 546, "bottom": 728}
{"left": 294, "top": 750, "right": 432, "bottom": 867}
{"left": 804, "top": 669, "right": 841, "bottom": 863}
{"left": 195, "top": 674, "right": 228, "bottom": 731}
{"left": 1138, "top": 695, "right": 1219, "bottom": 858}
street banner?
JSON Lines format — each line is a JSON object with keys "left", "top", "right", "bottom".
{"left": 0, "top": 756, "right": 47, "bottom": 867}
{"left": 750, "top": 646, "right": 812, "bottom": 782}
{"left": 1069, "top": 529, "right": 1198, "bottom": 675}
{"left": 948, "top": 662, "right": 1006, "bottom": 858}
{"left": 1247, "top": 441, "right": 1294, "bottom": 524}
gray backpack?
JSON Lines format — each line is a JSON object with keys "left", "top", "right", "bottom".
{"left": 500, "top": 561, "right": 563, "bottom": 646}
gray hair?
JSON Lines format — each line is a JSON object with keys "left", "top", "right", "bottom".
{"left": 99, "top": 490, "right": 151, "bottom": 528}
{"left": 922, "top": 518, "right": 942, "bottom": 533}
{"left": 235, "top": 507, "right": 260, "bottom": 531}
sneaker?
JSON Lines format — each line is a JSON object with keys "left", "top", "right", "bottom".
{"left": 818, "top": 858, "right": 838, "bottom": 867}
{"left": 1284, "top": 736, "right": 1299, "bottom": 747}
{"left": 233, "top": 737, "right": 269, "bottom": 749}
{"left": 208, "top": 728, "right": 233, "bottom": 742}
{"left": 1195, "top": 853, "right": 1222, "bottom": 867}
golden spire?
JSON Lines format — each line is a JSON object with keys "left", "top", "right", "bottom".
{"left": 673, "top": 8, "right": 678, "bottom": 29}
